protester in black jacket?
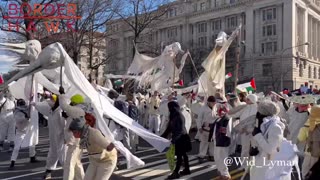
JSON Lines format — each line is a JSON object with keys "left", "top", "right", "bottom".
{"left": 162, "top": 101, "right": 192, "bottom": 179}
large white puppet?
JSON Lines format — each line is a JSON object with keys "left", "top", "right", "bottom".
{"left": 127, "top": 42, "right": 187, "bottom": 92}
{"left": 0, "top": 40, "right": 170, "bottom": 168}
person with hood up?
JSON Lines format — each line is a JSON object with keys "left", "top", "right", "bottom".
{"left": 250, "top": 100, "right": 289, "bottom": 180}
{"left": 69, "top": 118, "right": 117, "bottom": 180}
{"left": 298, "top": 105, "right": 320, "bottom": 179}
{"left": 198, "top": 96, "right": 217, "bottom": 162}
{"left": 162, "top": 101, "right": 192, "bottom": 179}
{"left": 228, "top": 94, "right": 258, "bottom": 160}
{"left": 287, "top": 95, "right": 313, "bottom": 151}
{"left": 9, "top": 99, "right": 39, "bottom": 170}
{"left": 211, "top": 101, "right": 232, "bottom": 180}
{"left": 0, "top": 90, "right": 15, "bottom": 151}
{"left": 59, "top": 87, "right": 85, "bottom": 180}
{"left": 31, "top": 94, "right": 66, "bottom": 179}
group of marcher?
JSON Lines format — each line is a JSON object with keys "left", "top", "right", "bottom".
{"left": 1, "top": 83, "right": 320, "bottom": 180}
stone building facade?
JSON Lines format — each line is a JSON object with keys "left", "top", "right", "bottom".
{"left": 106, "top": 0, "right": 320, "bottom": 92}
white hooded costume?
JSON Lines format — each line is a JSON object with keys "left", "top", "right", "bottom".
{"left": 0, "top": 94, "right": 15, "bottom": 149}
{"left": 34, "top": 100, "right": 66, "bottom": 171}
{"left": 198, "top": 103, "right": 216, "bottom": 158}
{"left": 229, "top": 94, "right": 258, "bottom": 159}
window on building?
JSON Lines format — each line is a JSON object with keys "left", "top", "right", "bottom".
{"left": 167, "top": 27, "right": 177, "bottom": 38}
{"left": 193, "top": 3, "right": 197, "bottom": 12}
{"left": 261, "top": 42, "right": 277, "bottom": 54}
{"left": 309, "top": 66, "right": 312, "bottom": 78}
{"left": 212, "top": 19, "right": 221, "bottom": 31}
{"left": 299, "top": 64, "right": 303, "bottom": 77}
{"left": 198, "top": 36, "right": 207, "bottom": 47}
{"left": 262, "top": 7, "right": 277, "bottom": 21}
{"left": 198, "top": 22, "right": 207, "bottom": 33}
{"left": 263, "top": 24, "right": 276, "bottom": 36}
{"left": 168, "top": 8, "right": 177, "bottom": 18}
{"left": 314, "top": 67, "right": 317, "bottom": 79}
{"left": 263, "top": 63, "right": 272, "bottom": 76}
{"left": 227, "top": 16, "right": 238, "bottom": 28}
{"left": 230, "top": 0, "right": 236, "bottom": 4}
{"left": 318, "top": 68, "right": 320, "bottom": 79}
{"left": 200, "top": 2, "right": 206, "bottom": 10}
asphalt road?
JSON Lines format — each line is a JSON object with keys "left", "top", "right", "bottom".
{"left": 0, "top": 127, "right": 247, "bottom": 180}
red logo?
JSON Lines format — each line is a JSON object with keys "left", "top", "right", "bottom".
{"left": 3, "top": 2, "right": 81, "bottom": 32}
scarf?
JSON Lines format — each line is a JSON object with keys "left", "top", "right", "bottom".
{"left": 79, "top": 125, "right": 90, "bottom": 149}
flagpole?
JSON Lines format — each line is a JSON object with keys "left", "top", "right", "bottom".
{"left": 187, "top": 51, "right": 208, "bottom": 98}
{"left": 234, "top": 22, "right": 242, "bottom": 94}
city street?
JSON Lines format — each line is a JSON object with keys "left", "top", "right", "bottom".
{"left": 0, "top": 127, "right": 247, "bottom": 180}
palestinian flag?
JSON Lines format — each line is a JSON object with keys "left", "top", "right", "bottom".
{"left": 236, "top": 78, "right": 256, "bottom": 93}
{"left": 225, "top": 72, "right": 232, "bottom": 79}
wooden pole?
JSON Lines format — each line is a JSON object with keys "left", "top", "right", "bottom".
{"left": 234, "top": 21, "right": 242, "bottom": 93}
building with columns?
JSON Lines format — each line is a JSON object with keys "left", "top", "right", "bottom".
{"left": 106, "top": 0, "right": 320, "bottom": 92}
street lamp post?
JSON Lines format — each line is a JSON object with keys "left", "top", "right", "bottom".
{"left": 241, "top": 41, "right": 254, "bottom": 78}
{"left": 280, "top": 42, "right": 309, "bottom": 91}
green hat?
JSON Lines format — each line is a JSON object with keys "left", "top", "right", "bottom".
{"left": 70, "top": 94, "right": 84, "bottom": 105}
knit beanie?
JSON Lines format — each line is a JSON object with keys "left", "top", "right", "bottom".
{"left": 69, "top": 117, "right": 86, "bottom": 131}
{"left": 258, "top": 100, "right": 280, "bottom": 116}
{"left": 247, "top": 94, "right": 258, "bottom": 104}
{"left": 70, "top": 94, "right": 85, "bottom": 105}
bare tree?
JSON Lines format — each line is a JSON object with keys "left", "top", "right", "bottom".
{"left": 112, "top": 0, "right": 171, "bottom": 58}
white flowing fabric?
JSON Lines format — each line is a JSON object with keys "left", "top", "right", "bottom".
{"left": 127, "top": 42, "right": 185, "bottom": 92}
{"left": 4, "top": 41, "right": 170, "bottom": 169}
{"left": 62, "top": 44, "right": 170, "bottom": 168}
{"left": 198, "top": 26, "right": 241, "bottom": 96}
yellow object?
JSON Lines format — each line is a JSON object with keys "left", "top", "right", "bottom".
{"left": 70, "top": 94, "right": 85, "bottom": 105}
{"left": 51, "top": 94, "right": 57, "bottom": 102}
{"left": 309, "top": 105, "right": 320, "bottom": 131}
{"left": 166, "top": 145, "right": 176, "bottom": 171}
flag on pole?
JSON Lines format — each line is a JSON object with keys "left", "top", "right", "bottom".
{"left": 174, "top": 79, "right": 184, "bottom": 87}
{"left": 236, "top": 78, "right": 256, "bottom": 93}
{"left": 225, "top": 72, "right": 232, "bottom": 79}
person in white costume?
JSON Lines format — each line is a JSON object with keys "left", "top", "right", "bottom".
{"left": 198, "top": 96, "right": 217, "bottom": 162}
{"left": 9, "top": 99, "right": 39, "bottom": 170}
{"left": 0, "top": 90, "right": 16, "bottom": 151}
{"left": 229, "top": 94, "right": 258, "bottom": 161}
{"left": 148, "top": 91, "right": 161, "bottom": 135}
{"left": 32, "top": 94, "right": 66, "bottom": 179}
{"left": 212, "top": 102, "right": 232, "bottom": 180}
{"left": 250, "top": 100, "right": 290, "bottom": 180}
{"left": 59, "top": 88, "right": 85, "bottom": 180}
{"left": 192, "top": 95, "right": 205, "bottom": 141}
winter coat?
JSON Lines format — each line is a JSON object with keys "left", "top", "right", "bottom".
{"left": 14, "top": 106, "right": 30, "bottom": 133}
{"left": 212, "top": 115, "right": 232, "bottom": 147}
{"left": 0, "top": 98, "right": 15, "bottom": 123}
{"left": 162, "top": 101, "right": 191, "bottom": 155}
{"left": 59, "top": 95, "right": 85, "bottom": 146}
{"left": 287, "top": 108, "right": 309, "bottom": 144}
{"left": 250, "top": 116, "right": 290, "bottom": 180}
{"left": 87, "top": 127, "right": 117, "bottom": 163}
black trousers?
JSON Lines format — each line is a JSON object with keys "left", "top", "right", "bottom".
{"left": 174, "top": 152, "right": 189, "bottom": 173}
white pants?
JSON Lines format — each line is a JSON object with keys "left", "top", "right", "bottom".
{"left": 84, "top": 158, "right": 117, "bottom": 180}
{"left": 11, "top": 131, "right": 36, "bottom": 161}
{"left": 241, "top": 134, "right": 250, "bottom": 158}
{"left": 198, "top": 132, "right": 214, "bottom": 158}
{"left": 63, "top": 145, "right": 85, "bottom": 180}
{"left": 214, "top": 144, "right": 230, "bottom": 177}
{"left": 148, "top": 114, "right": 161, "bottom": 135}
{"left": 46, "top": 133, "right": 66, "bottom": 170}
{"left": 0, "top": 118, "right": 15, "bottom": 143}
{"left": 302, "top": 154, "right": 318, "bottom": 178}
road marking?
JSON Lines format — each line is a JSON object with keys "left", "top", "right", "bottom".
{"left": 3, "top": 162, "right": 90, "bottom": 180}
{"left": 150, "top": 162, "right": 215, "bottom": 180}
{"left": 115, "top": 156, "right": 198, "bottom": 175}
{"left": 212, "top": 168, "right": 244, "bottom": 180}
